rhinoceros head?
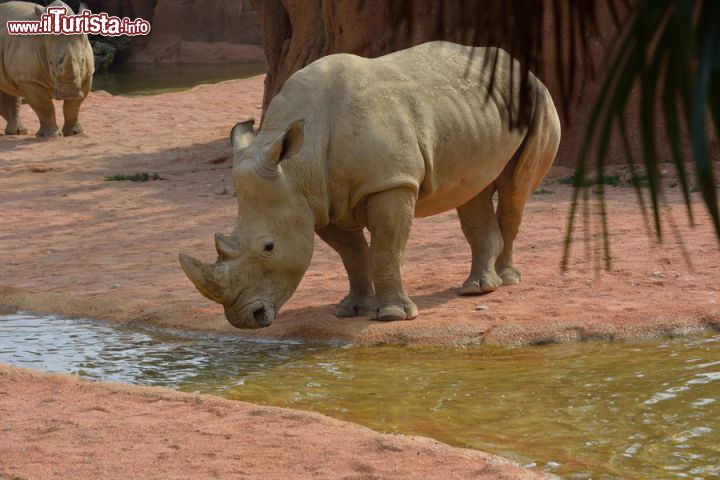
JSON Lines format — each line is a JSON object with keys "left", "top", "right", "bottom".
{"left": 36, "top": 1, "right": 93, "bottom": 99}
{"left": 179, "top": 119, "right": 316, "bottom": 329}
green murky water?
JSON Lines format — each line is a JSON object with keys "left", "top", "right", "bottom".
{"left": 91, "top": 63, "right": 266, "bottom": 96}
{"left": 1, "top": 312, "right": 718, "bottom": 479}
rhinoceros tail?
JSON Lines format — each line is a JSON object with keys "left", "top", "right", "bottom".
{"left": 507, "top": 82, "right": 562, "bottom": 196}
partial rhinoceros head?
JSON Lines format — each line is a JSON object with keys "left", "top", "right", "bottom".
{"left": 36, "top": 1, "right": 93, "bottom": 99}
{"left": 179, "top": 119, "right": 315, "bottom": 329}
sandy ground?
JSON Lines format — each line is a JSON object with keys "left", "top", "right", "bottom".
{"left": 0, "top": 75, "right": 718, "bottom": 346}
{"left": 0, "top": 365, "right": 552, "bottom": 479}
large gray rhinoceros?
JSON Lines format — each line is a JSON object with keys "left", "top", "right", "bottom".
{"left": 0, "top": 1, "right": 94, "bottom": 137}
{"left": 180, "top": 41, "right": 561, "bottom": 329}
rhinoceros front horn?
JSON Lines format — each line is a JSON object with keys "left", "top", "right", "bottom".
{"left": 178, "top": 253, "right": 231, "bottom": 304}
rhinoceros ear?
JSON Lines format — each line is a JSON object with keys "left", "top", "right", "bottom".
{"left": 231, "top": 119, "right": 255, "bottom": 152}
{"left": 34, "top": 4, "right": 47, "bottom": 17}
{"left": 263, "top": 119, "right": 305, "bottom": 166}
{"left": 49, "top": 1, "right": 70, "bottom": 8}
{"left": 48, "top": 0, "right": 72, "bottom": 14}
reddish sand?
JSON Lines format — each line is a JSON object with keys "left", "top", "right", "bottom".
{"left": 0, "top": 365, "right": 552, "bottom": 479}
{"left": 0, "top": 75, "right": 718, "bottom": 345}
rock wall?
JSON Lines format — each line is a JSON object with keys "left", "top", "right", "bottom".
{"left": 249, "top": 1, "right": 670, "bottom": 168}
{"left": 83, "top": 0, "right": 157, "bottom": 25}
{"left": 84, "top": 0, "right": 264, "bottom": 64}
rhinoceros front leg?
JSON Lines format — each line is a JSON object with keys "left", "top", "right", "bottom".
{"left": 457, "top": 186, "right": 504, "bottom": 295}
{"left": 365, "top": 188, "right": 418, "bottom": 321}
{"left": 317, "top": 224, "right": 374, "bottom": 317}
{"left": 0, "top": 91, "right": 28, "bottom": 135}
{"left": 62, "top": 98, "right": 84, "bottom": 136}
{"left": 18, "top": 82, "right": 60, "bottom": 138}
{"left": 62, "top": 78, "right": 90, "bottom": 136}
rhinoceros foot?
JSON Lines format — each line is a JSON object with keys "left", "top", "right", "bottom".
{"left": 498, "top": 265, "right": 521, "bottom": 286}
{"left": 335, "top": 293, "right": 372, "bottom": 318}
{"left": 35, "top": 126, "right": 62, "bottom": 138}
{"left": 459, "top": 271, "right": 502, "bottom": 295}
{"left": 63, "top": 122, "right": 84, "bottom": 136}
{"left": 370, "top": 301, "right": 418, "bottom": 321}
{"left": 4, "top": 122, "right": 28, "bottom": 135}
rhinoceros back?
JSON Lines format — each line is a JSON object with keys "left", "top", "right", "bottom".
{"left": 264, "top": 42, "right": 553, "bottom": 223}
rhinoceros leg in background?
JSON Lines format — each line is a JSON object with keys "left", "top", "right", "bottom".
{"left": 0, "top": 91, "right": 28, "bottom": 135}
{"left": 457, "top": 186, "right": 505, "bottom": 295}
{"left": 17, "top": 82, "right": 61, "bottom": 137}
{"left": 317, "top": 224, "right": 374, "bottom": 317}
{"left": 62, "top": 78, "right": 91, "bottom": 136}
{"left": 364, "top": 188, "right": 419, "bottom": 321}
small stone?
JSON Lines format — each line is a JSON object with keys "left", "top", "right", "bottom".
{"left": 475, "top": 305, "right": 489, "bottom": 311}
{"left": 651, "top": 271, "right": 665, "bottom": 278}
{"left": 29, "top": 164, "right": 50, "bottom": 173}
{"left": 110, "top": 284, "right": 120, "bottom": 289}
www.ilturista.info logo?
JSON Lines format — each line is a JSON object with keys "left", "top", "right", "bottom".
{"left": 7, "top": 7, "right": 151, "bottom": 36}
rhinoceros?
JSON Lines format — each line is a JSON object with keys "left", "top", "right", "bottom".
{"left": 0, "top": 1, "right": 94, "bottom": 137}
{"left": 180, "top": 41, "right": 561, "bottom": 329}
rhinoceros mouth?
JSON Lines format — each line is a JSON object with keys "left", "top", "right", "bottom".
{"left": 225, "top": 300, "right": 277, "bottom": 329}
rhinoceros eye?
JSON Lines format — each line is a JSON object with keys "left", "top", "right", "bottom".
{"left": 264, "top": 242, "right": 274, "bottom": 252}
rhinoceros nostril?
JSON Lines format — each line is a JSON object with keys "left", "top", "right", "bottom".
{"left": 253, "top": 306, "right": 270, "bottom": 326}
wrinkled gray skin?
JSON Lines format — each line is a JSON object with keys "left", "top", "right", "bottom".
{"left": 180, "top": 42, "right": 561, "bottom": 329}
{"left": 0, "top": 1, "right": 94, "bottom": 137}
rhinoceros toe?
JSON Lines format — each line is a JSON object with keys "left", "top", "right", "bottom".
{"left": 459, "top": 272, "right": 502, "bottom": 295}
{"left": 498, "top": 265, "right": 521, "bottom": 285}
{"left": 4, "top": 124, "right": 28, "bottom": 135}
{"left": 371, "top": 302, "right": 418, "bottom": 321}
{"left": 36, "top": 127, "right": 62, "bottom": 138}
{"left": 63, "top": 123, "right": 84, "bottom": 136}
{"left": 335, "top": 294, "right": 371, "bottom": 318}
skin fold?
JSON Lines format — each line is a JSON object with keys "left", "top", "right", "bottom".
{"left": 0, "top": 1, "right": 94, "bottom": 137}
{"left": 180, "top": 41, "right": 561, "bottom": 329}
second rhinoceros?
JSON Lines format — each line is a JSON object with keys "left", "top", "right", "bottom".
{"left": 180, "top": 41, "right": 561, "bottom": 329}
{"left": 0, "top": 1, "right": 94, "bottom": 137}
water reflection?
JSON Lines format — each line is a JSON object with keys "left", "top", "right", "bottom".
{"left": 0, "top": 313, "right": 323, "bottom": 387}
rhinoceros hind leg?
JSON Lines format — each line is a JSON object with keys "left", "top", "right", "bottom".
{"left": 493, "top": 172, "right": 532, "bottom": 287}
{"left": 457, "top": 186, "right": 504, "bottom": 295}
{"left": 365, "top": 188, "right": 418, "bottom": 321}
{"left": 495, "top": 89, "right": 561, "bottom": 286}
{"left": 317, "top": 224, "right": 374, "bottom": 318}
{"left": 0, "top": 92, "right": 28, "bottom": 135}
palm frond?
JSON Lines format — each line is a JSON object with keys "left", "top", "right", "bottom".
{"left": 563, "top": 0, "right": 720, "bottom": 268}
{"left": 387, "top": 0, "right": 720, "bottom": 265}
